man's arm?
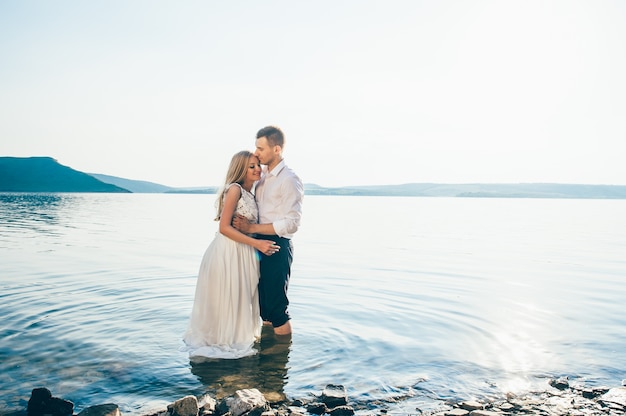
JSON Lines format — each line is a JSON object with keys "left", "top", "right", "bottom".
{"left": 233, "top": 170, "right": 303, "bottom": 236}
{"left": 232, "top": 216, "right": 276, "bottom": 235}
{"left": 271, "top": 177, "right": 303, "bottom": 237}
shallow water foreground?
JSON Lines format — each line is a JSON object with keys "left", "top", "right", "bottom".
{"left": 1, "top": 194, "right": 625, "bottom": 415}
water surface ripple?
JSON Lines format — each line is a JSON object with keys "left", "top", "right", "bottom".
{"left": 1, "top": 193, "right": 625, "bottom": 415}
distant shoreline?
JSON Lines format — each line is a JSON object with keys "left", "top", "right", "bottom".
{"left": 2, "top": 157, "right": 626, "bottom": 199}
{"left": 4, "top": 188, "right": 626, "bottom": 200}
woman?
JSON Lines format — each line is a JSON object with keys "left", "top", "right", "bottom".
{"left": 183, "top": 150, "right": 280, "bottom": 359}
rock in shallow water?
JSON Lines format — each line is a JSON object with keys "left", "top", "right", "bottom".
{"left": 549, "top": 376, "right": 570, "bottom": 390}
{"left": 77, "top": 404, "right": 121, "bottom": 416}
{"left": 328, "top": 405, "right": 354, "bottom": 416}
{"left": 320, "top": 384, "right": 348, "bottom": 409}
{"left": 599, "top": 387, "right": 626, "bottom": 409}
{"left": 27, "top": 387, "right": 74, "bottom": 416}
{"left": 458, "top": 400, "right": 482, "bottom": 411}
{"left": 443, "top": 408, "right": 468, "bottom": 416}
{"left": 217, "top": 388, "right": 268, "bottom": 416}
{"left": 167, "top": 396, "right": 198, "bottom": 416}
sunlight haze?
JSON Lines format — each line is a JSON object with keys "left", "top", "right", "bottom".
{"left": 1, "top": 1, "right": 625, "bottom": 188}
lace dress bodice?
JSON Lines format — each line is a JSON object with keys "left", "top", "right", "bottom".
{"left": 225, "top": 183, "right": 258, "bottom": 224}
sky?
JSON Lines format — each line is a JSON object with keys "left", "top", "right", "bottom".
{"left": 1, "top": 0, "right": 625, "bottom": 188}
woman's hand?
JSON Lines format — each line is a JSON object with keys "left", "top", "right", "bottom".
{"left": 258, "top": 240, "right": 280, "bottom": 256}
{"left": 231, "top": 214, "right": 276, "bottom": 254}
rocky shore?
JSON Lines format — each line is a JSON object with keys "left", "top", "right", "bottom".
{"left": 13, "top": 378, "right": 626, "bottom": 416}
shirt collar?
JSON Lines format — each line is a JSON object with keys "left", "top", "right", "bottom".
{"left": 267, "top": 160, "right": 286, "bottom": 177}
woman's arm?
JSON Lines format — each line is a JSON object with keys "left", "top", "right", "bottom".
{"left": 219, "top": 185, "right": 279, "bottom": 256}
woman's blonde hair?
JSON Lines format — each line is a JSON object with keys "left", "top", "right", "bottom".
{"left": 214, "top": 150, "right": 255, "bottom": 220}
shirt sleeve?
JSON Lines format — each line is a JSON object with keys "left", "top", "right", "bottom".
{"left": 272, "top": 174, "right": 304, "bottom": 238}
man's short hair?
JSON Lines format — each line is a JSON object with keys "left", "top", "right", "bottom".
{"left": 257, "top": 126, "right": 285, "bottom": 147}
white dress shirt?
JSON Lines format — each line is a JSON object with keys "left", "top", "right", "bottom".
{"left": 255, "top": 160, "right": 303, "bottom": 239}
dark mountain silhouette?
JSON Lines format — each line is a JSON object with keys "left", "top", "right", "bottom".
{"left": 0, "top": 157, "right": 130, "bottom": 193}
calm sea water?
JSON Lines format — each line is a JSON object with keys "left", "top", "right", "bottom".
{"left": 1, "top": 193, "right": 625, "bottom": 415}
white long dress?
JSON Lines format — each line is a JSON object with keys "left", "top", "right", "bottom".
{"left": 183, "top": 183, "right": 261, "bottom": 359}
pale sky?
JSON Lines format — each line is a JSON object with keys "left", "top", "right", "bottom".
{"left": 1, "top": 0, "right": 625, "bottom": 188}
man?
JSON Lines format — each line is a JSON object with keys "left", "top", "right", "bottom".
{"left": 233, "top": 126, "right": 303, "bottom": 336}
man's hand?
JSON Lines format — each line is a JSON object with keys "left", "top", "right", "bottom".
{"left": 232, "top": 214, "right": 251, "bottom": 233}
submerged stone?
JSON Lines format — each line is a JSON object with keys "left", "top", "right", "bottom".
{"left": 321, "top": 384, "right": 348, "bottom": 408}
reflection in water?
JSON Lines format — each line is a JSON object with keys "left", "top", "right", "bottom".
{"left": 190, "top": 326, "right": 291, "bottom": 402}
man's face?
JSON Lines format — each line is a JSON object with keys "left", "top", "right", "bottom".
{"left": 254, "top": 136, "right": 275, "bottom": 166}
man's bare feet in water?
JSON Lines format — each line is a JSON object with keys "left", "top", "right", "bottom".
{"left": 262, "top": 320, "right": 292, "bottom": 336}
{"left": 260, "top": 325, "right": 292, "bottom": 354}
{"left": 273, "top": 320, "right": 292, "bottom": 336}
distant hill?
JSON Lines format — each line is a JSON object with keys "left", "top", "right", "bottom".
{"left": 304, "top": 183, "right": 626, "bottom": 199}
{"left": 89, "top": 173, "right": 218, "bottom": 194}
{"left": 0, "top": 157, "right": 130, "bottom": 193}
{"left": 90, "top": 173, "right": 174, "bottom": 193}
{"left": 165, "top": 186, "right": 220, "bottom": 194}
{"left": 3, "top": 156, "right": 626, "bottom": 198}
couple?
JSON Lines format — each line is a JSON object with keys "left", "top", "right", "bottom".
{"left": 183, "top": 126, "right": 304, "bottom": 359}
